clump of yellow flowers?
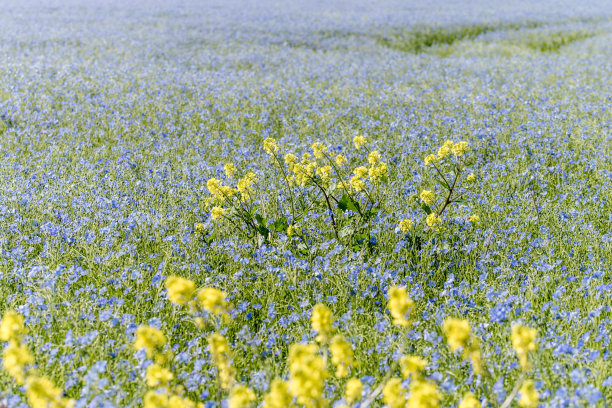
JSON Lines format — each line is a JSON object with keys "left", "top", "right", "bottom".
{"left": 387, "top": 285, "right": 414, "bottom": 327}
{"left": 0, "top": 310, "right": 75, "bottom": 408}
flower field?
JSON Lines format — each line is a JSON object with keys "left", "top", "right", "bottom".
{"left": 1, "top": 0, "right": 612, "bottom": 407}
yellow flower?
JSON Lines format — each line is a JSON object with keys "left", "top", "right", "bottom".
{"left": 464, "top": 337, "right": 483, "bottom": 375}
{"left": 344, "top": 378, "right": 363, "bottom": 404}
{"left": 511, "top": 324, "right": 537, "bottom": 370}
{"left": 263, "top": 138, "right": 279, "bottom": 154}
{"left": 206, "top": 178, "right": 234, "bottom": 201}
{"left": 311, "top": 304, "right": 333, "bottom": 343}
{"left": 311, "top": 142, "right": 328, "bottom": 159}
{"left": 424, "top": 154, "right": 438, "bottom": 166}
{"left": 165, "top": 276, "right": 196, "bottom": 306}
{"left": 353, "top": 135, "right": 366, "bottom": 150}
{"left": 288, "top": 343, "right": 327, "bottom": 408}
{"left": 382, "top": 378, "right": 405, "bottom": 408}
{"left": 263, "top": 379, "right": 292, "bottom": 408}
{"left": 437, "top": 140, "right": 454, "bottom": 159}
{"left": 330, "top": 335, "right": 354, "bottom": 378}
{"left": 406, "top": 379, "right": 441, "bottom": 408}
{"left": 146, "top": 363, "right": 174, "bottom": 387}
{"left": 387, "top": 286, "right": 414, "bottom": 327}
{"left": 399, "top": 219, "right": 413, "bottom": 233}
{"left": 335, "top": 154, "right": 347, "bottom": 166}
{"left": 144, "top": 390, "right": 169, "bottom": 408}
{"left": 168, "top": 395, "right": 199, "bottom": 408}
{"left": 452, "top": 141, "right": 468, "bottom": 157}
{"left": 467, "top": 215, "right": 480, "bottom": 225}
{"left": 237, "top": 172, "right": 257, "bottom": 200}
{"left": 208, "top": 333, "right": 235, "bottom": 390}
{"left": 197, "top": 287, "right": 228, "bottom": 315}
{"left": 2, "top": 341, "right": 33, "bottom": 384}
{"left": 0, "top": 310, "right": 26, "bottom": 342}
{"left": 368, "top": 162, "right": 388, "bottom": 183}
{"left": 518, "top": 380, "right": 539, "bottom": 408}
{"left": 458, "top": 392, "right": 480, "bottom": 408}
{"left": 426, "top": 213, "right": 442, "bottom": 229}
{"left": 442, "top": 318, "right": 471, "bottom": 352}
{"left": 316, "top": 165, "right": 332, "bottom": 186}
{"left": 353, "top": 166, "right": 368, "bottom": 179}
{"left": 211, "top": 206, "right": 227, "bottom": 220}
{"left": 224, "top": 163, "right": 237, "bottom": 178}
{"left": 419, "top": 190, "right": 435, "bottom": 206}
{"left": 194, "top": 223, "right": 206, "bottom": 234}
{"left": 399, "top": 355, "right": 427, "bottom": 379}
{"left": 25, "top": 375, "right": 74, "bottom": 408}
{"left": 368, "top": 150, "right": 381, "bottom": 166}
{"left": 134, "top": 326, "right": 167, "bottom": 358}
{"left": 228, "top": 385, "right": 256, "bottom": 408}
{"left": 466, "top": 173, "right": 476, "bottom": 183}
{"left": 284, "top": 153, "right": 298, "bottom": 171}
{"left": 349, "top": 175, "right": 365, "bottom": 192}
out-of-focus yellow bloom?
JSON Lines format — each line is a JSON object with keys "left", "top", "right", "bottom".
{"left": 458, "top": 392, "right": 480, "bottom": 408}
{"left": 228, "top": 385, "right": 256, "bottom": 408}
{"left": 368, "top": 150, "right": 381, "bottom": 166}
{"left": 426, "top": 213, "right": 442, "bottom": 229}
{"left": 144, "top": 390, "right": 169, "bottom": 408}
{"left": 224, "top": 163, "right": 237, "bottom": 178}
{"left": 165, "top": 276, "right": 196, "bottom": 306}
{"left": 464, "top": 336, "right": 483, "bottom": 375}
{"left": 368, "top": 162, "right": 388, "bottom": 183}
{"left": 420, "top": 190, "right": 435, "bottom": 206}
{"left": 288, "top": 343, "right": 327, "bottom": 408}
{"left": 168, "top": 395, "right": 200, "bottom": 408}
{"left": 382, "top": 378, "right": 405, "bottom": 408}
{"left": 311, "top": 142, "right": 328, "bottom": 159}
{"left": 353, "top": 135, "right": 366, "bottom": 150}
{"left": 263, "top": 379, "right": 292, "bottom": 408}
{"left": 437, "top": 140, "right": 454, "bottom": 159}
{"left": 311, "top": 304, "right": 333, "bottom": 343}
{"left": 399, "top": 219, "right": 413, "bottom": 233}
{"left": 442, "top": 318, "right": 471, "bottom": 352}
{"left": 208, "top": 333, "right": 235, "bottom": 390}
{"left": 134, "top": 326, "right": 167, "bottom": 358}
{"left": 518, "top": 380, "right": 539, "bottom": 408}
{"left": 211, "top": 206, "right": 226, "bottom": 220}
{"left": 335, "top": 154, "right": 347, "bottom": 166}
{"left": 197, "top": 288, "right": 228, "bottom": 315}
{"left": 146, "top": 363, "right": 174, "bottom": 387}
{"left": 399, "top": 355, "right": 427, "bottom": 379}
{"left": 344, "top": 378, "right": 363, "bottom": 404}
{"left": 467, "top": 215, "right": 480, "bottom": 225}
{"left": 511, "top": 324, "right": 537, "bottom": 370}
{"left": 452, "top": 141, "right": 468, "bottom": 157}
{"left": 0, "top": 310, "right": 26, "bottom": 342}
{"left": 2, "top": 341, "right": 33, "bottom": 384}
{"left": 406, "top": 379, "right": 441, "bottom": 408}
{"left": 387, "top": 286, "right": 414, "bottom": 327}
{"left": 26, "top": 375, "right": 74, "bottom": 408}
{"left": 466, "top": 173, "right": 476, "bottom": 183}
{"left": 424, "top": 154, "right": 438, "bottom": 166}
{"left": 263, "top": 138, "right": 279, "bottom": 154}
{"left": 316, "top": 165, "right": 332, "bottom": 186}
{"left": 330, "top": 335, "right": 354, "bottom": 378}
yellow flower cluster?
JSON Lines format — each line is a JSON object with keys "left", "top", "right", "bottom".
{"left": 316, "top": 165, "right": 332, "bottom": 187}
{"left": 237, "top": 172, "right": 257, "bottom": 200}
{"left": 288, "top": 343, "right": 328, "bottom": 408}
{"left": 344, "top": 378, "right": 363, "bottom": 404}
{"left": 335, "top": 154, "right": 347, "bottom": 166}
{"left": 263, "top": 379, "right": 293, "bottom": 408}
{"left": 165, "top": 276, "right": 229, "bottom": 318}
{"left": 467, "top": 214, "right": 480, "bottom": 225}
{"left": 420, "top": 190, "right": 435, "bottom": 206}
{"left": 349, "top": 167, "right": 367, "bottom": 191}
{"left": 165, "top": 276, "right": 196, "bottom": 306}
{"left": 330, "top": 335, "right": 354, "bottom": 378}
{"left": 224, "top": 162, "right": 238, "bottom": 178}
{"left": 432, "top": 140, "right": 469, "bottom": 160}
{"left": 399, "top": 355, "right": 427, "bottom": 379}
{"left": 382, "top": 378, "right": 405, "bottom": 408}
{"left": 311, "top": 142, "right": 328, "bottom": 159}
{"left": 442, "top": 318, "right": 483, "bottom": 374}
{"left": 406, "top": 379, "right": 441, "bottom": 408}
{"left": 263, "top": 138, "right": 279, "bottom": 154}
{"left": 134, "top": 326, "right": 168, "bottom": 359}
{"left": 387, "top": 286, "right": 414, "bottom": 327}
{"left": 353, "top": 135, "right": 366, "bottom": 150}
{"left": 518, "top": 380, "right": 539, "bottom": 408}
{"left": 208, "top": 333, "right": 235, "bottom": 390}
{"left": 426, "top": 213, "right": 442, "bottom": 229}
{"left": 311, "top": 304, "right": 333, "bottom": 343}
{"left": 1, "top": 311, "right": 74, "bottom": 407}
{"left": 458, "top": 392, "right": 480, "bottom": 408}
{"left": 143, "top": 391, "right": 201, "bottom": 408}
{"left": 146, "top": 364, "right": 173, "bottom": 387}
{"left": 511, "top": 324, "right": 537, "bottom": 370}
{"left": 399, "top": 218, "right": 414, "bottom": 233}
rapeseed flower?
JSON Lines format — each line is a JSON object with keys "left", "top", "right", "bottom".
{"left": 442, "top": 318, "right": 471, "bottom": 351}
{"left": 452, "top": 141, "right": 468, "bottom": 157}
{"left": 353, "top": 135, "right": 366, "bottom": 150}
{"left": 146, "top": 363, "right": 173, "bottom": 387}
{"left": 0, "top": 310, "right": 27, "bottom": 342}
{"left": 426, "top": 213, "right": 442, "bottom": 229}
{"left": 311, "top": 304, "right": 333, "bottom": 343}
{"left": 224, "top": 163, "right": 237, "bottom": 178}
{"left": 368, "top": 150, "right": 381, "bottom": 166}
{"left": 419, "top": 190, "right": 435, "bottom": 206}
{"left": 382, "top": 378, "right": 405, "bottom": 408}
{"left": 311, "top": 142, "right": 327, "bottom": 159}
{"left": 406, "top": 379, "right": 441, "bottom": 408}
{"left": 208, "top": 333, "right": 235, "bottom": 389}
{"left": 335, "top": 154, "right": 347, "bottom": 166}
{"left": 518, "top": 380, "right": 539, "bottom": 408}
{"left": 263, "top": 138, "right": 279, "bottom": 154}
{"left": 211, "top": 206, "right": 227, "bottom": 220}
{"left": 134, "top": 326, "right": 167, "bottom": 358}
{"left": 165, "top": 276, "right": 196, "bottom": 306}
{"left": 400, "top": 355, "right": 427, "bottom": 379}
{"left": 387, "top": 286, "right": 414, "bottom": 327}
{"left": 511, "top": 324, "right": 537, "bottom": 370}
{"left": 288, "top": 343, "right": 327, "bottom": 408}
{"left": 437, "top": 140, "right": 454, "bottom": 159}
{"left": 399, "top": 219, "right": 413, "bottom": 233}
{"left": 344, "top": 378, "right": 363, "bottom": 404}
{"left": 26, "top": 375, "right": 73, "bottom": 408}
{"left": 263, "top": 379, "right": 292, "bottom": 408}
{"left": 424, "top": 154, "right": 438, "bottom": 166}
{"left": 330, "top": 335, "right": 354, "bottom": 378}
{"left": 197, "top": 287, "right": 228, "bottom": 315}
{"left": 228, "top": 385, "right": 256, "bottom": 408}
{"left": 2, "top": 341, "right": 33, "bottom": 384}
{"left": 144, "top": 390, "right": 169, "bottom": 408}
{"left": 458, "top": 392, "right": 480, "bottom": 408}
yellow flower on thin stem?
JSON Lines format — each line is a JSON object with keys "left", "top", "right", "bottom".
{"left": 442, "top": 318, "right": 471, "bottom": 352}
{"left": 353, "top": 135, "right": 366, "bottom": 150}
{"left": 197, "top": 287, "right": 228, "bottom": 315}
{"left": 382, "top": 378, "right": 405, "bottom": 408}
{"left": 426, "top": 213, "right": 442, "bottom": 229}
{"left": 0, "top": 310, "right": 27, "bottom": 342}
{"left": 387, "top": 286, "right": 414, "bottom": 327}
{"left": 311, "top": 304, "right": 333, "bottom": 343}
{"left": 330, "top": 335, "right": 354, "bottom": 378}
{"left": 134, "top": 326, "right": 167, "bottom": 359}
{"left": 263, "top": 138, "right": 279, "bottom": 154}
{"left": 399, "top": 219, "right": 413, "bottom": 233}
{"left": 399, "top": 355, "right": 427, "bottom": 379}
{"left": 420, "top": 190, "right": 435, "bottom": 206}
{"left": 458, "top": 392, "right": 480, "bottom": 408}
{"left": 518, "top": 380, "right": 539, "bottom": 408}
{"left": 511, "top": 324, "right": 537, "bottom": 371}
{"left": 344, "top": 378, "right": 363, "bottom": 404}
{"left": 165, "top": 276, "right": 196, "bottom": 306}
{"left": 228, "top": 385, "right": 256, "bottom": 408}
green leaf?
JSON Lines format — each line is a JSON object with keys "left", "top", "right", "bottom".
{"left": 338, "top": 194, "right": 361, "bottom": 213}
{"left": 254, "top": 213, "right": 266, "bottom": 226}
{"left": 420, "top": 203, "right": 432, "bottom": 215}
{"left": 270, "top": 217, "right": 289, "bottom": 232}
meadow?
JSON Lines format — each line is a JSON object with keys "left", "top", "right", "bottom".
{"left": 1, "top": 0, "right": 612, "bottom": 407}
